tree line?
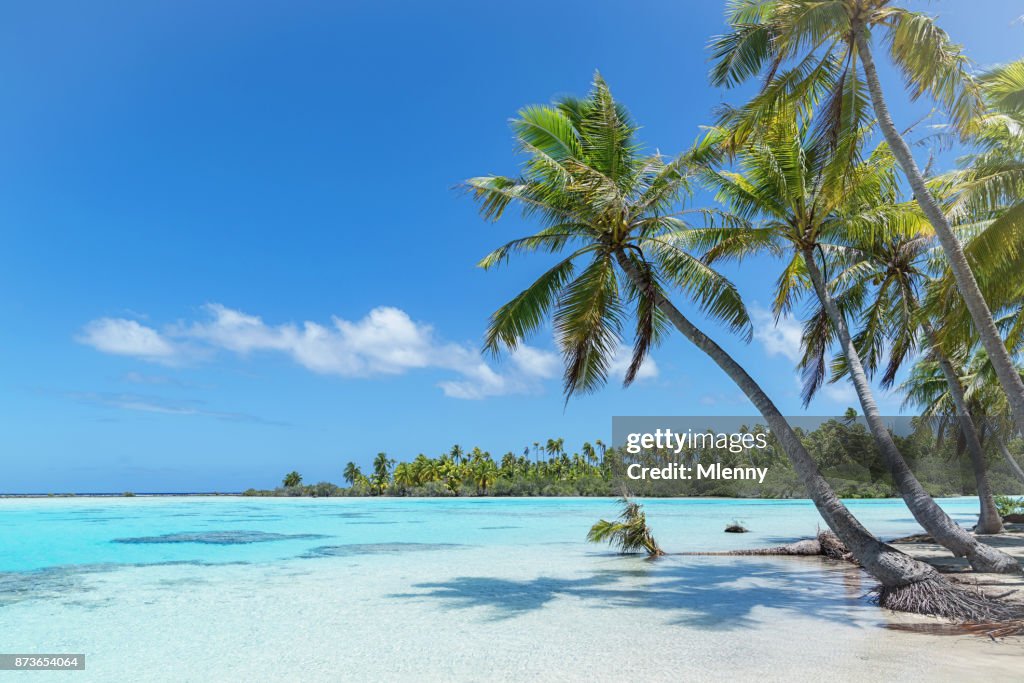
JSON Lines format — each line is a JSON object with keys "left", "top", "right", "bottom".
{"left": 250, "top": 418, "right": 1024, "bottom": 500}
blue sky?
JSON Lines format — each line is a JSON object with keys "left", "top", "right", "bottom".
{"left": 2, "top": 1, "right": 1022, "bottom": 492}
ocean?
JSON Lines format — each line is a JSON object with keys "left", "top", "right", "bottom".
{"left": 1, "top": 496, "right": 1020, "bottom": 681}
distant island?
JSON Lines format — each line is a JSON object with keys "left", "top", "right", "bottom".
{"left": 244, "top": 416, "right": 1024, "bottom": 500}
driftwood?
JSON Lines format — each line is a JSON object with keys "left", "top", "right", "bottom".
{"left": 886, "top": 620, "right": 1024, "bottom": 638}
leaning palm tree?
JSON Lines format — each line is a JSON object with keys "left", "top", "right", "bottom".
{"left": 935, "top": 59, "right": 1024, "bottom": 370}
{"left": 930, "top": 348, "right": 1024, "bottom": 489}
{"left": 802, "top": 230, "right": 1004, "bottom": 533}
{"left": 694, "top": 107, "right": 1016, "bottom": 571}
{"left": 709, "top": 0, "right": 1024, "bottom": 438}
{"left": 466, "top": 74, "right": 1018, "bottom": 617}
{"left": 999, "top": 434, "right": 1024, "bottom": 487}
{"left": 587, "top": 494, "right": 664, "bottom": 557}
{"left": 898, "top": 357, "right": 1006, "bottom": 533}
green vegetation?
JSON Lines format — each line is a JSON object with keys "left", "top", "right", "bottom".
{"left": 245, "top": 421, "right": 1024, "bottom": 499}
{"left": 587, "top": 495, "right": 664, "bottom": 557}
{"left": 994, "top": 495, "right": 1024, "bottom": 518}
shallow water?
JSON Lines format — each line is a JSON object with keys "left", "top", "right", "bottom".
{"left": 0, "top": 496, "right": 1020, "bottom": 681}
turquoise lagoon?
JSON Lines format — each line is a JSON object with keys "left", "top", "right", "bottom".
{"left": 0, "top": 496, "right": 1021, "bottom": 681}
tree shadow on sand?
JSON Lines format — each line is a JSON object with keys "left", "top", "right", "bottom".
{"left": 390, "top": 557, "right": 871, "bottom": 630}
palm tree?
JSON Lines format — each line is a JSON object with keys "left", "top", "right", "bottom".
{"left": 283, "top": 471, "right": 302, "bottom": 488}
{"left": 910, "top": 349, "right": 1024, "bottom": 489}
{"left": 470, "top": 457, "right": 498, "bottom": 495}
{"left": 393, "top": 462, "right": 414, "bottom": 494}
{"left": 544, "top": 438, "right": 565, "bottom": 458}
{"left": 587, "top": 494, "right": 664, "bottom": 557}
{"left": 803, "top": 229, "right": 1004, "bottom": 533}
{"left": 694, "top": 107, "right": 1016, "bottom": 570}
{"left": 370, "top": 452, "right": 394, "bottom": 495}
{"left": 438, "top": 456, "right": 462, "bottom": 493}
{"left": 709, "top": 0, "right": 1024, "bottom": 437}
{"left": 1000, "top": 439, "right": 1024, "bottom": 487}
{"left": 934, "top": 59, "right": 1024, "bottom": 372}
{"left": 465, "top": 73, "right": 1007, "bottom": 616}
{"left": 343, "top": 461, "right": 362, "bottom": 486}
{"left": 410, "top": 454, "right": 439, "bottom": 485}
{"left": 501, "top": 452, "right": 518, "bottom": 477}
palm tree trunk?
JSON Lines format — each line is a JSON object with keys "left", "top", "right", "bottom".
{"left": 855, "top": 30, "right": 1024, "bottom": 437}
{"left": 922, "top": 322, "right": 1004, "bottom": 534}
{"left": 999, "top": 438, "right": 1024, "bottom": 486}
{"left": 802, "top": 247, "right": 1016, "bottom": 572}
{"left": 612, "top": 251, "right": 938, "bottom": 589}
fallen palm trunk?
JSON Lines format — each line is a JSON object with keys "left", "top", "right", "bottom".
{"left": 676, "top": 530, "right": 855, "bottom": 562}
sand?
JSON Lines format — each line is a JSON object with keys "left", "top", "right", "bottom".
{"left": 891, "top": 522, "right": 1024, "bottom": 606}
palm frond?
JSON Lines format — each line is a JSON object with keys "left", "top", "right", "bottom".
{"left": 554, "top": 255, "right": 625, "bottom": 397}
{"left": 619, "top": 255, "right": 670, "bottom": 387}
{"left": 883, "top": 9, "right": 983, "bottom": 133}
{"left": 709, "top": 0, "right": 779, "bottom": 88}
{"left": 483, "top": 252, "right": 581, "bottom": 355}
{"left": 586, "top": 494, "right": 663, "bottom": 556}
{"left": 644, "top": 237, "right": 752, "bottom": 339}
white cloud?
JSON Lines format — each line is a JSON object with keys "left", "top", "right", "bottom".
{"left": 437, "top": 362, "right": 514, "bottom": 400}
{"left": 510, "top": 346, "right": 560, "bottom": 379}
{"left": 77, "top": 318, "right": 179, "bottom": 361}
{"left": 794, "top": 371, "right": 857, "bottom": 408}
{"left": 750, "top": 305, "right": 803, "bottom": 364}
{"left": 819, "top": 382, "right": 906, "bottom": 414}
{"left": 123, "top": 371, "right": 183, "bottom": 386}
{"left": 79, "top": 304, "right": 567, "bottom": 400}
{"left": 69, "top": 391, "right": 282, "bottom": 424}
{"left": 822, "top": 382, "right": 858, "bottom": 406}
{"left": 607, "top": 344, "right": 659, "bottom": 382}
{"left": 183, "top": 304, "right": 440, "bottom": 377}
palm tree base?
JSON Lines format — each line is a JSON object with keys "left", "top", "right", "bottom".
{"left": 962, "top": 557, "right": 1019, "bottom": 577}
{"left": 874, "top": 576, "right": 1024, "bottom": 623}
{"left": 975, "top": 519, "right": 1006, "bottom": 536}
{"left": 966, "top": 544, "right": 1022, "bottom": 575}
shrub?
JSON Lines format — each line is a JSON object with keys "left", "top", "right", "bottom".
{"left": 311, "top": 481, "right": 342, "bottom": 497}
{"left": 409, "top": 480, "right": 455, "bottom": 497}
{"left": 541, "top": 481, "right": 576, "bottom": 497}
{"left": 994, "top": 495, "right": 1024, "bottom": 518}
